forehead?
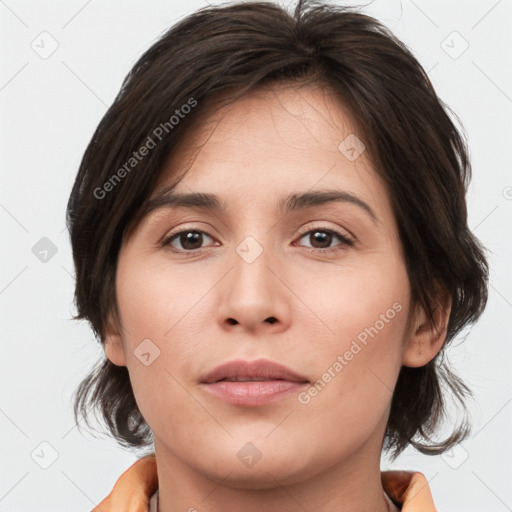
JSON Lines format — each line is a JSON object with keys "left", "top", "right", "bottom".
{"left": 154, "top": 83, "right": 392, "bottom": 222}
{"left": 164, "top": 83, "right": 357, "bottom": 174}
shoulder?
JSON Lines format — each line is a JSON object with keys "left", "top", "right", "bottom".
{"left": 381, "top": 470, "right": 437, "bottom": 511}
{"left": 92, "top": 454, "right": 158, "bottom": 512}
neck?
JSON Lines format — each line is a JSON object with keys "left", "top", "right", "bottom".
{"left": 153, "top": 438, "right": 398, "bottom": 512}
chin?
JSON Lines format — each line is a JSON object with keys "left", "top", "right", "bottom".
{"left": 190, "top": 440, "right": 315, "bottom": 490}
{"left": 200, "top": 458, "right": 310, "bottom": 490}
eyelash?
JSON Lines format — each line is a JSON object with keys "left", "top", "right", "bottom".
{"left": 161, "top": 226, "right": 354, "bottom": 255}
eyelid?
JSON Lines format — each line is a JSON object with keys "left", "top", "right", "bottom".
{"left": 295, "top": 223, "right": 353, "bottom": 241}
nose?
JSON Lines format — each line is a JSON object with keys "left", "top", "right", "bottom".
{"left": 216, "top": 240, "right": 291, "bottom": 335}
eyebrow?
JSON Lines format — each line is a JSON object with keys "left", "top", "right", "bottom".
{"left": 145, "top": 189, "right": 379, "bottom": 224}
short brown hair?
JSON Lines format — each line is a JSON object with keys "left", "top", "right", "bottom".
{"left": 67, "top": 0, "right": 489, "bottom": 458}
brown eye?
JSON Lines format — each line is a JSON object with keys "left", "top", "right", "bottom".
{"left": 163, "top": 230, "right": 214, "bottom": 251}
{"left": 297, "top": 228, "right": 353, "bottom": 253}
{"left": 309, "top": 230, "right": 332, "bottom": 249}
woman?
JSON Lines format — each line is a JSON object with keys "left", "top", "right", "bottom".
{"left": 67, "top": 1, "right": 489, "bottom": 510}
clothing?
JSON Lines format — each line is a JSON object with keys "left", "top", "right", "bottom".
{"left": 148, "top": 489, "right": 158, "bottom": 512}
{"left": 92, "top": 454, "right": 438, "bottom": 511}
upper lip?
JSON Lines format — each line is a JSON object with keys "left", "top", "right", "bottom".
{"left": 201, "top": 358, "right": 310, "bottom": 384}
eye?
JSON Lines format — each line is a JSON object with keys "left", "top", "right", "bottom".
{"left": 162, "top": 229, "right": 216, "bottom": 252}
{"left": 161, "top": 227, "right": 353, "bottom": 254}
{"left": 295, "top": 228, "right": 353, "bottom": 253}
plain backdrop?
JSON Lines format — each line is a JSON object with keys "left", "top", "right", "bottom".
{"left": 1, "top": 0, "right": 511, "bottom": 511}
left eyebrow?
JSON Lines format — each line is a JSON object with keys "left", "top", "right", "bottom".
{"left": 144, "top": 189, "right": 379, "bottom": 225}
{"left": 278, "top": 190, "right": 379, "bottom": 225}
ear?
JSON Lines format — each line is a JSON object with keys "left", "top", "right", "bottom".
{"left": 103, "top": 310, "right": 127, "bottom": 367}
{"left": 402, "top": 287, "right": 452, "bottom": 368}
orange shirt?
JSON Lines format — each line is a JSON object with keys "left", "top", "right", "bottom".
{"left": 92, "top": 454, "right": 438, "bottom": 511}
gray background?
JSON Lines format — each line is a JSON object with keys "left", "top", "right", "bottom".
{"left": 1, "top": 0, "right": 511, "bottom": 510}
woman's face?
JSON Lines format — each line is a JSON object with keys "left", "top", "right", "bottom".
{"left": 107, "top": 84, "right": 420, "bottom": 487}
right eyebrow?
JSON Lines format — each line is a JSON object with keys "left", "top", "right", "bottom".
{"left": 144, "top": 191, "right": 224, "bottom": 215}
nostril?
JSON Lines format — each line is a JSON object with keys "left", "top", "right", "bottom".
{"left": 265, "top": 316, "right": 278, "bottom": 324}
{"left": 227, "top": 318, "right": 238, "bottom": 325}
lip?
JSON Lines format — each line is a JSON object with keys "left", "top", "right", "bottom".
{"left": 200, "top": 358, "right": 309, "bottom": 407}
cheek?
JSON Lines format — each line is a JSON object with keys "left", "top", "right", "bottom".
{"left": 293, "top": 247, "right": 410, "bottom": 346}
{"left": 114, "top": 254, "right": 223, "bottom": 411}
{"left": 291, "top": 252, "right": 410, "bottom": 418}
{"left": 116, "top": 255, "right": 209, "bottom": 348}
{"left": 291, "top": 303, "right": 409, "bottom": 468}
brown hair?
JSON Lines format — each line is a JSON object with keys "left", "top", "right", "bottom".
{"left": 67, "top": 0, "right": 489, "bottom": 459}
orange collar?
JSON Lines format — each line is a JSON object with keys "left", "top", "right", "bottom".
{"left": 93, "top": 454, "right": 437, "bottom": 511}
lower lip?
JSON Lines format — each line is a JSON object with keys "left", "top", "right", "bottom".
{"left": 201, "top": 380, "right": 308, "bottom": 407}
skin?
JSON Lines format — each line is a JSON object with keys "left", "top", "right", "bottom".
{"left": 105, "top": 83, "right": 451, "bottom": 512}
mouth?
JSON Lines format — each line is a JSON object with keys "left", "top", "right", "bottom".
{"left": 200, "top": 358, "right": 310, "bottom": 407}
